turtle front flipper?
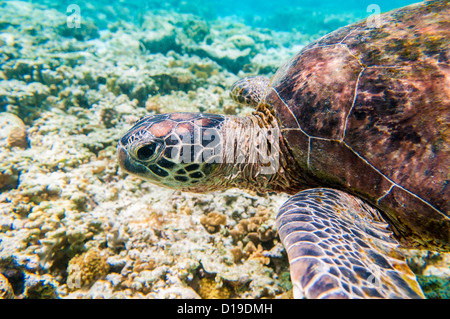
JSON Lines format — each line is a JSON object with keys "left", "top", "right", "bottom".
{"left": 276, "top": 188, "right": 425, "bottom": 299}
{"left": 230, "top": 76, "right": 270, "bottom": 107}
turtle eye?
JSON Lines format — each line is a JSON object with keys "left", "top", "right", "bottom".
{"left": 136, "top": 143, "right": 159, "bottom": 161}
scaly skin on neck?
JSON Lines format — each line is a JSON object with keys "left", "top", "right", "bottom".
{"left": 208, "top": 111, "right": 312, "bottom": 194}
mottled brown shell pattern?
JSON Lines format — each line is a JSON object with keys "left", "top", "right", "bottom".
{"left": 264, "top": 0, "right": 449, "bottom": 249}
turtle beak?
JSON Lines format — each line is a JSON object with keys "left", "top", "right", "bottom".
{"left": 117, "top": 143, "right": 128, "bottom": 172}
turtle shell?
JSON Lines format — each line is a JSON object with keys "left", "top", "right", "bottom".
{"left": 263, "top": 0, "right": 449, "bottom": 250}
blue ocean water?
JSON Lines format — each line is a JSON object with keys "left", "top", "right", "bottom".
{"left": 35, "top": 0, "right": 419, "bottom": 34}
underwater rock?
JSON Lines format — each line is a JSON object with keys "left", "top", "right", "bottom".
{"left": 64, "top": 279, "right": 115, "bottom": 299}
{"left": 140, "top": 28, "right": 182, "bottom": 54}
{"left": 0, "top": 80, "right": 50, "bottom": 121}
{"left": 0, "top": 112, "right": 28, "bottom": 191}
{"left": 227, "top": 34, "right": 256, "bottom": 51}
{"left": 417, "top": 275, "right": 450, "bottom": 299}
{"left": 40, "top": 68, "right": 64, "bottom": 86}
{"left": 151, "top": 68, "right": 197, "bottom": 95}
{"left": 192, "top": 43, "right": 252, "bottom": 74}
{"left": 0, "top": 112, "right": 28, "bottom": 149}
{"left": 182, "top": 18, "right": 210, "bottom": 43}
{"left": 138, "top": 12, "right": 189, "bottom": 55}
{"left": 0, "top": 273, "right": 15, "bottom": 299}
{"left": 23, "top": 273, "right": 58, "bottom": 299}
{"left": 2, "top": 60, "right": 41, "bottom": 83}
{"left": 188, "top": 60, "right": 219, "bottom": 80}
{"left": 1, "top": 59, "right": 63, "bottom": 86}
{"left": 0, "top": 258, "right": 25, "bottom": 298}
{"left": 56, "top": 18, "right": 100, "bottom": 41}
{"left": 109, "top": 68, "right": 158, "bottom": 104}
{"left": 156, "top": 286, "right": 201, "bottom": 299}
{"left": 405, "top": 249, "right": 450, "bottom": 279}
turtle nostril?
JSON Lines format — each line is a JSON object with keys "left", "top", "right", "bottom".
{"left": 137, "top": 144, "right": 157, "bottom": 161}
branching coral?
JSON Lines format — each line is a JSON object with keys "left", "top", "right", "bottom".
{"left": 229, "top": 209, "right": 276, "bottom": 245}
{"left": 200, "top": 212, "right": 227, "bottom": 234}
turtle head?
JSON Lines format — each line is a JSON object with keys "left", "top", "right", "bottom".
{"left": 117, "top": 112, "right": 226, "bottom": 192}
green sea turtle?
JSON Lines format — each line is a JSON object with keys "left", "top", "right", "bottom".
{"left": 117, "top": 0, "right": 449, "bottom": 298}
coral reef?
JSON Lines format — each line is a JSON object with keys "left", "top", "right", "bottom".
{"left": 417, "top": 275, "right": 450, "bottom": 299}
{"left": 0, "top": 273, "right": 14, "bottom": 299}
{"left": 23, "top": 274, "right": 58, "bottom": 299}
{"left": 199, "top": 212, "right": 226, "bottom": 233}
{"left": 196, "top": 277, "right": 232, "bottom": 299}
{"left": 229, "top": 208, "right": 276, "bottom": 245}
{"left": 0, "top": 112, "right": 28, "bottom": 149}
{"left": 0, "top": 0, "right": 447, "bottom": 300}
{"left": 66, "top": 248, "right": 110, "bottom": 290}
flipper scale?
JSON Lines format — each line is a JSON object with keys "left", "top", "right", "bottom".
{"left": 276, "top": 188, "right": 425, "bottom": 299}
